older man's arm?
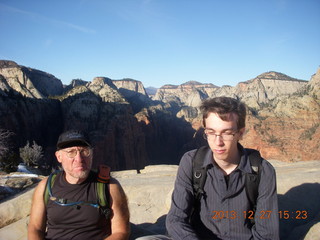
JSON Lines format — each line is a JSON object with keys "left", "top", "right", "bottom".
{"left": 28, "top": 178, "right": 48, "bottom": 240}
{"left": 105, "top": 178, "right": 130, "bottom": 240}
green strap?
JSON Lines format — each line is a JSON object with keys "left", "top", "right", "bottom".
{"left": 44, "top": 170, "right": 111, "bottom": 219}
{"left": 44, "top": 172, "right": 58, "bottom": 205}
{"left": 97, "top": 181, "right": 107, "bottom": 207}
{"left": 44, "top": 171, "right": 108, "bottom": 207}
{"left": 97, "top": 180, "right": 112, "bottom": 219}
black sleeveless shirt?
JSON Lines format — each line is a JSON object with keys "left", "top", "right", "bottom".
{"left": 45, "top": 171, "right": 111, "bottom": 240}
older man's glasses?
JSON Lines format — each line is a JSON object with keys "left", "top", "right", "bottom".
{"left": 61, "top": 147, "right": 92, "bottom": 158}
{"left": 204, "top": 128, "right": 238, "bottom": 141}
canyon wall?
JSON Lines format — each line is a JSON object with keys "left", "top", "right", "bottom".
{"left": 0, "top": 60, "right": 319, "bottom": 172}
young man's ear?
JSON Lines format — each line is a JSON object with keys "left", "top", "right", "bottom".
{"left": 238, "top": 128, "right": 246, "bottom": 140}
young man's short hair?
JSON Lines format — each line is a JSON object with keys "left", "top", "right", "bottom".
{"left": 200, "top": 96, "right": 247, "bottom": 129}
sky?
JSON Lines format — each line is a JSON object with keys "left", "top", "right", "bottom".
{"left": 0, "top": 0, "right": 319, "bottom": 88}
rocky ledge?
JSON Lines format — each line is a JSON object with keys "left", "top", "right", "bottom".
{"left": 0, "top": 161, "right": 320, "bottom": 240}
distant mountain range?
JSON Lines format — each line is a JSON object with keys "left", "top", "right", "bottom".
{"left": 0, "top": 60, "right": 319, "bottom": 171}
{"left": 145, "top": 86, "right": 158, "bottom": 96}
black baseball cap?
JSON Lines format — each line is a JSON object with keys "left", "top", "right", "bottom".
{"left": 56, "top": 130, "right": 91, "bottom": 150}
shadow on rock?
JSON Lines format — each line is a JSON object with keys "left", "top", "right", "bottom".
{"left": 130, "top": 215, "right": 167, "bottom": 240}
{"left": 278, "top": 183, "right": 320, "bottom": 240}
{"left": 0, "top": 177, "right": 41, "bottom": 202}
{"left": 129, "top": 183, "right": 320, "bottom": 240}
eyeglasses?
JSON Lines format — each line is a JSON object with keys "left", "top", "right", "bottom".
{"left": 61, "top": 147, "right": 92, "bottom": 158}
{"left": 203, "top": 128, "right": 238, "bottom": 141}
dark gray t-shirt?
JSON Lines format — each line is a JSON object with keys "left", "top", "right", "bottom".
{"left": 45, "top": 171, "right": 110, "bottom": 240}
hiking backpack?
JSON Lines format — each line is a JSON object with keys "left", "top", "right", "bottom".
{"left": 43, "top": 165, "right": 112, "bottom": 219}
{"left": 192, "top": 146, "right": 262, "bottom": 214}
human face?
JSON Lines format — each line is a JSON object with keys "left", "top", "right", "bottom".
{"left": 55, "top": 146, "right": 93, "bottom": 184}
{"left": 204, "top": 112, "right": 245, "bottom": 163}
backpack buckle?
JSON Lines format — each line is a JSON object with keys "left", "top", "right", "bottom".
{"left": 101, "top": 207, "right": 112, "bottom": 219}
{"left": 194, "top": 171, "right": 202, "bottom": 179}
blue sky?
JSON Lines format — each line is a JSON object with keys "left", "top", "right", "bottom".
{"left": 0, "top": 0, "right": 319, "bottom": 88}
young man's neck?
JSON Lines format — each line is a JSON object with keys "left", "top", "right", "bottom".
{"left": 214, "top": 150, "right": 241, "bottom": 175}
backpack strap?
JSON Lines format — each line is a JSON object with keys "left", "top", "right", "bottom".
{"left": 43, "top": 166, "right": 112, "bottom": 220}
{"left": 97, "top": 165, "right": 110, "bottom": 183}
{"left": 192, "top": 146, "right": 210, "bottom": 202}
{"left": 191, "top": 146, "right": 262, "bottom": 207}
{"left": 44, "top": 171, "right": 59, "bottom": 205}
{"left": 244, "top": 148, "right": 263, "bottom": 213}
{"left": 190, "top": 146, "right": 263, "bottom": 225}
{"left": 189, "top": 146, "right": 211, "bottom": 227}
{"left": 96, "top": 165, "right": 112, "bottom": 219}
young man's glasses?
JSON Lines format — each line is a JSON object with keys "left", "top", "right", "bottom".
{"left": 204, "top": 128, "right": 238, "bottom": 141}
{"left": 61, "top": 147, "right": 92, "bottom": 158}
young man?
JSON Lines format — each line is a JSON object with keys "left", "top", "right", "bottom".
{"left": 28, "top": 130, "right": 130, "bottom": 240}
{"left": 165, "top": 97, "right": 279, "bottom": 239}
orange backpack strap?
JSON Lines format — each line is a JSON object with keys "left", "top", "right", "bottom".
{"left": 97, "top": 165, "right": 110, "bottom": 183}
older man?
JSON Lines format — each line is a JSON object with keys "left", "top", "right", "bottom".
{"left": 28, "top": 130, "right": 130, "bottom": 240}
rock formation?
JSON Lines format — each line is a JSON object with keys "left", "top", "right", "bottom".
{"left": 154, "top": 81, "right": 218, "bottom": 108}
{"left": 308, "top": 67, "right": 320, "bottom": 99}
{"left": 0, "top": 61, "right": 193, "bottom": 171}
{"left": 145, "top": 87, "right": 158, "bottom": 98}
{"left": 0, "top": 60, "right": 319, "bottom": 175}
{"left": 241, "top": 71, "right": 320, "bottom": 161}
{"left": 0, "top": 60, "right": 63, "bottom": 98}
{"left": 1, "top": 161, "right": 320, "bottom": 239}
{"left": 152, "top": 70, "right": 319, "bottom": 162}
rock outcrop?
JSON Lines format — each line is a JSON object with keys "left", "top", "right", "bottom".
{"left": 0, "top": 60, "right": 63, "bottom": 98}
{"left": 0, "top": 60, "right": 319, "bottom": 174}
{"left": 154, "top": 81, "right": 218, "bottom": 108}
{"left": 233, "top": 71, "right": 307, "bottom": 108}
{"left": 112, "top": 78, "right": 152, "bottom": 113}
{"left": 241, "top": 70, "right": 320, "bottom": 161}
{"left": 154, "top": 72, "right": 307, "bottom": 110}
{"left": 112, "top": 78, "right": 148, "bottom": 97}
{"left": 0, "top": 61, "right": 193, "bottom": 170}
{"left": 0, "top": 90, "right": 62, "bottom": 165}
{"left": 1, "top": 162, "right": 320, "bottom": 240}
{"left": 152, "top": 70, "right": 319, "bottom": 162}
{"left": 308, "top": 67, "right": 320, "bottom": 99}
{"left": 145, "top": 87, "right": 158, "bottom": 98}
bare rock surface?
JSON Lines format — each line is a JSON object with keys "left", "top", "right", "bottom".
{"left": 113, "top": 165, "right": 177, "bottom": 226}
{"left": 0, "top": 161, "right": 320, "bottom": 240}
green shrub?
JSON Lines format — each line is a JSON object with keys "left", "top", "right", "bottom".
{"left": 19, "top": 141, "right": 44, "bottom": 167}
